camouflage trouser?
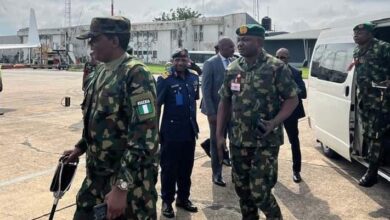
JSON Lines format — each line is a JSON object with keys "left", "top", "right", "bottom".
{"left": 230, "top": 144, "right": 282, "bottom": 220}
{"left": 73, "top": 167, "right": 158, "bottom": 220}
{"left": 365, "top": 135, "right": 385, "bottom": 168}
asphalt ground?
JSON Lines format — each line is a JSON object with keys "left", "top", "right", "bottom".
{"left": 0, "top": 69, "right": 389, "bottom": 220}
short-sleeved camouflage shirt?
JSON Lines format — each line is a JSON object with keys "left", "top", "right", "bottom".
{"left": 219, "top": 51, "right": 298, "bottom": 148}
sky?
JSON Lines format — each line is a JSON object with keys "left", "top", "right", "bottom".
{"left": 0, "top": 0, "right": 389, "bottom": 36}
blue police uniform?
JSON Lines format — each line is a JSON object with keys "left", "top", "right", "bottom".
{"left": 157, "top": 67, "right": 199, "bottom": 205}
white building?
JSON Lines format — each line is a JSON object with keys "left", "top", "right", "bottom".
{"left": 2, "top": 13, "right": 259, "bottom": 64}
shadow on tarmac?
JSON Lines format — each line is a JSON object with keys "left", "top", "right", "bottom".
{"left": 313, "top": 144, "right": 390, "bottom": 219}
{"left": 275, "top": 181, "right": 341, "bottom": 220}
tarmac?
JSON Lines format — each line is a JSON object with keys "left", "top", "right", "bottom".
{"left": 0, "top": 69, "right": 389, "bottom": 220}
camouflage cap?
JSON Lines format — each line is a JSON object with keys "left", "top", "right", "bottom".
{"left": 172, "top": 49, "right": 188, "bottom": 59}
{"left": 236, "top": 24, "right": 265, "bottom": 38}
{"left": 77, "top": 16, "right": 131, "bottom": 40}
{"left": 353, "top": 22, "right": 375, "bottom": 33}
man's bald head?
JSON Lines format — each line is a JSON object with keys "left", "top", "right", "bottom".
{"left": 276, "top": 48, "right": 289, "bottom": 64}
{"left": 218, "top": 37, "right": 235, "bottom": 58}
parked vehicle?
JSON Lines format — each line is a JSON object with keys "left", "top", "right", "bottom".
{"left": 307, "top": 18, "right": 390, "bottom": 181}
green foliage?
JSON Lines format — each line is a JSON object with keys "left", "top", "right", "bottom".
{"left": 300, "top": 67, "right": 309, "bottom": 79}
{"left": 147, "top": 64, "right": 166, "bottom": 75}
{"left": 154, "top": 7, "right": 202, "bottom": 21}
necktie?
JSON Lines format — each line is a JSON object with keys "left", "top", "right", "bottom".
{"left": 224, "top": 59, "right": 230, "bottom": 69}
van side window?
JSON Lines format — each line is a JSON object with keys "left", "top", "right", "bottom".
{"left": 310, "top": 43, "right": 355, "bottom": 83}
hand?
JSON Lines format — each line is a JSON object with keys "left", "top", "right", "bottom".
{"left": 63, "top": 147, "right": 83, "bottom": 163}
{"left": 261, "top": 119, "right": 277, "bottom": 138}
{"left": 105, "top": 186, "right": 128, "bottom": 220}
{"left": 207, "top": 115, "right": 217, "bottom": 125}
{"left": 216, "top": 136, "right": 226, "bottom": 165}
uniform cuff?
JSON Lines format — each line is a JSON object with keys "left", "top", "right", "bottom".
{"left": 75, "top": 138, "right": 88, "bottom": 152}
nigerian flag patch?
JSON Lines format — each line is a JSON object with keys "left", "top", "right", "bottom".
{"left": 137, "top": 99, "right": 153, "bottom": 115}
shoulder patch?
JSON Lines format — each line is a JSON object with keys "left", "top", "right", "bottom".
{"left": 130, "top": 92, "right": 156, "bottom": 121}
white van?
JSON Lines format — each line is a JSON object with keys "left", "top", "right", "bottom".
{"left": 307, "top": 18, "right": 390, "bottom": 181}
{"left": 187, "top": 51, "right": 215, "bottom": 69}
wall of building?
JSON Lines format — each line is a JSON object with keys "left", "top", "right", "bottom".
{"left": 3, "top": 13, "right": 261, "bottom": 64}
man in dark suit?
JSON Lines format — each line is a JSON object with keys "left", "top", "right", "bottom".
{"left": 276, "top": 48, "right": 307, "bottom": 183}
{"left": 201, "top": 37, "right": 235, "bottom": 187}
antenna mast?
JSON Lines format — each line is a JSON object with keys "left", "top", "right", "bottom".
{"left": 65, "top": 0, "right": 71, "bottom": 27}
{"left": 111, "top": 0, "right": 114, "bottom": 16}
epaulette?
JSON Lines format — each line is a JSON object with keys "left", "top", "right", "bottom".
{"left": 188, "top": 69, "right": 198, "bottom": 76}
{"left": 160, "top": 71, "right": 170, "bottom": 79}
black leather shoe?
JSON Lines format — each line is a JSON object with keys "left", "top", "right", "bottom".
{"left": 200, "top": 139, "right": 211, "bottom": 158}
{"left": 293, "top": 172, "right": 302, "bottom": 183}
{"left": 222, "top": 158, "right": 232, "bottom": 166}
{"left": 162, "top": 202, "right": 174, "bottom": 218}
{"left": 176, "top": 200, "right": 198, "bottom": 212}
{"left": 213, "top": 178, "right": 226, "bottom": 187}
{"left": 359, "top": 172, "right": 378, "bottom": 187}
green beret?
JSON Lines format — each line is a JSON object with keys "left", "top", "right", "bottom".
{"left": 77, "top": 16, "right": 131, "bottom": 40}
{"left": 236, "top": 24, "right": 265, "bottom": 38}
{"left": 353, "top": 22, "right": 375, "bottom": 33}
{"left": 172, "top": 49, "right": 188, "bottom": 59}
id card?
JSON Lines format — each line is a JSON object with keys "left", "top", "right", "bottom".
{"left": 231, "top": 82, "right": 240, "bottom": 91}
{"left": 176, "top": 92, "right": 184, "bottom": 105}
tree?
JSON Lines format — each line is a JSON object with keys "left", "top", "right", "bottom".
{"left": 154, "top": 7, "right": 202, "bottom": 21}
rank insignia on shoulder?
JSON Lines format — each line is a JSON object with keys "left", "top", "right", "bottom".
{"left": 161, "top": 71, "right": 170, "bottom": 79}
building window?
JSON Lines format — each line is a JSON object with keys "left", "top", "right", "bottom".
{"left": 194, "top": 32, "right": 198, "bottom": 41}
{"left": 172, "top": 30, "right": 177, "bottom": 40}
{"left": 152, "top": 50, "right": 157, "bottom": 58}
{"left": 199, "top": 25, "right": 203, "bottom": 41}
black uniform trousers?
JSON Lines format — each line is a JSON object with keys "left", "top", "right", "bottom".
{"left": 160, "top": 139, "right": 196, "bottom": 204}
{"left": 283, "top": 117, "right": 302, "bottom": 173}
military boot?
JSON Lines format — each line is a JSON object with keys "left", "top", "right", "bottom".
{"left": 358, "top": 166, "right": 378, "bottom": 187}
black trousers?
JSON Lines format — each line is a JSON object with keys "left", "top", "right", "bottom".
{"left": 284, "top": 117, "right": 302, "bottom": 173}
{"left": 160, "top": 139, "right": 195, "bottom": 204}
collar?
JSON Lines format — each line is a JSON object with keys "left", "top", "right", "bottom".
{"left": 238, "top": 49, "right": 267, "bottom": 70}
{"left": 103, "top": 52, "right": 129, "bottom": 72}
{"left": 218, "top": 53, "right": 229, "bottom": 61}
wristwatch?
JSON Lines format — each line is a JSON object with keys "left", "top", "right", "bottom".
{"left": 116, "top": 179, "right": 129, "bottom": 191}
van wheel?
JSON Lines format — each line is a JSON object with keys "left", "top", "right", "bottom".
{"left": 321, "top": 143, "right": 338, "bottom": 158}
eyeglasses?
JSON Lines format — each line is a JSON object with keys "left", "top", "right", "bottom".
{"left": 276, "top": 56, "right": 288, "bottom": 59}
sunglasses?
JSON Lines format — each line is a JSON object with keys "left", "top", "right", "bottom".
{"left": 276, "top": 56, "right": 288, "bottom": 59}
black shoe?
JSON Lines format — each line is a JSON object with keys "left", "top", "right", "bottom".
{"left": 213, "top": 178, "right": 226, "bottom": 187}
{"left": 293, "top": 172, "right": 302, "bottom": 183}
{"left": 162, "top": 202, "right": 174, "bottom": 218}
{"left": 176, "top": 200, "right": 198, "bottom": 212}
{"left": 222, "top": 158, "right": 231, "bottom": 166}
{"left": 359, "top": 171, "right": 378, "bottom": 187}
{"left": 200, "top": 139, "right": 211, "bottom": 158}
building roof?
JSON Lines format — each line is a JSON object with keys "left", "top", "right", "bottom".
{"left": 265, "top": 29, "right": 322, "bottom": 40}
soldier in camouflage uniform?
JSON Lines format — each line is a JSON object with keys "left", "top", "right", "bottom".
{"left": 216, "top": 24, "right": 298, "bottom": 220}
{"left": 353, "top": 22, "right": 390, "bottom": 187}
{"left": 64, "top": 16, "right": 159, "bottom": 220}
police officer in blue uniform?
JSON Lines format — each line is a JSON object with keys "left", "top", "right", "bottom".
{"left": 157, "top": 49, "right": 199, "bottom": 218}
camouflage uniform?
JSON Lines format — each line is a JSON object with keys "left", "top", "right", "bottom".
{"left": 219, "top": 51, "right": 297, "bottom": 219}
{"left": 73, "top": 52, "right": 159, "bottom": 220}
{"left": 353, "top": 38, "right": 390, "bottom": 168}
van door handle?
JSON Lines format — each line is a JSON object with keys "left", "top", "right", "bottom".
{"left": 345, "top": 86, "right": 350, "bottom": 96}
